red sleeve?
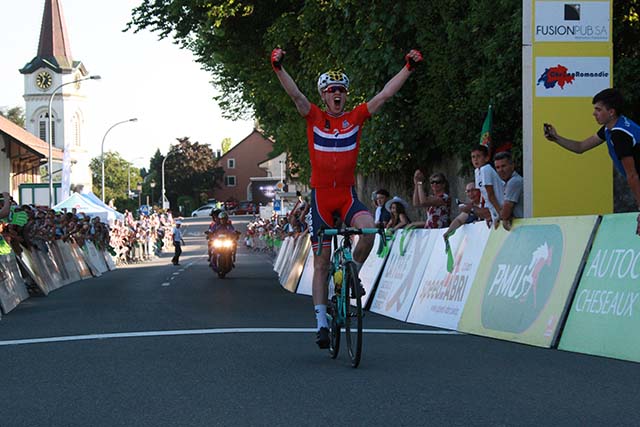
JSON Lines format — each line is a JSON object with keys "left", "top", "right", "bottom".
{"left": 352, "top": 103, "right": 371, "bottom": 124}
{"left": 304, "top": 103, "right": 322, "bottom": 123}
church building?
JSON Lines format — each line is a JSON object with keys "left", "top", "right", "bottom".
{"left": 19, "top": 0, "right": 95, "bottom": 197}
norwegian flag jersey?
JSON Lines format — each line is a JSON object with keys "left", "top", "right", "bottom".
{"left": 305, "top": 103, "right": 371, "bottom": 188}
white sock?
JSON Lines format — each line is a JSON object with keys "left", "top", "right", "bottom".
{"left": 314, "top": 304, "right": 328, "bottom": 329}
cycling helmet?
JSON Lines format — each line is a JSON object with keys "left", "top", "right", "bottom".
{"left": 218, "top": 211, "right": 229, "bottom": 220}
{"left": 317, "top": 70, "right": 349, "bottom": 96}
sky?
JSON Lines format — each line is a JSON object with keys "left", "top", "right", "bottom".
{"left": 0, "top": 0, "right": 255, "bottom": 168}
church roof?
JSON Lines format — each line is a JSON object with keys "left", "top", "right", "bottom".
{"left": 0, "top": 115, "right": 63, "bottom": 161}
{"left": 20, "top": 0, "right": 85, "bottom": 74}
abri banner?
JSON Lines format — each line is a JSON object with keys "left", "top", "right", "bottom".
{"left": 458, "top": 216, "right": 598, "bottom": 348}
{"left": 536, "top": 56, "right": 610, "bottom": 97}
{"left": 407, "top": 222, "right": 490, "bottom": 330}
{"left": 559, "top": 213, "right": 640, "bottom": 363}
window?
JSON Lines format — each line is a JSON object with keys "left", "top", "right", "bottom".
{"left": 225, "top": 175, "right": 237, "bottom": 187}
{"left": 227, "top": 158, "right": 236, "bottom": 169}
{"left": 38, "top": 112, "right": 55, "bottom": 146}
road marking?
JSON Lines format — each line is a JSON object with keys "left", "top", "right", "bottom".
{"left": 172, "top": 272, "right": 180, "bottom": 276}
{"left": 0, "top": 328, "right": 460, "bottom": 347}
{"left": 161, "top": 282, "right": 170, "bottom": 287}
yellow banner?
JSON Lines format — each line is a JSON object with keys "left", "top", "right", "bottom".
{"left": 525, "top": 1, "right": 613, "bottom": 217}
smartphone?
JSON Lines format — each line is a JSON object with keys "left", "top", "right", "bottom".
{"left": 543, "top": 123, "right": 551, "bottom": 135}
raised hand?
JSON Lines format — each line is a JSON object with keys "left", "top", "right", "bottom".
{"left": 271, "top": 48, "right": 285, "bottom": 71}
{"left": 405, "top": 49, "right": 423, "bottom": 71}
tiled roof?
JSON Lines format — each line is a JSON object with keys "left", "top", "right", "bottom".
{"left": 0, "top": 115, "right": 63, "bottom": 160}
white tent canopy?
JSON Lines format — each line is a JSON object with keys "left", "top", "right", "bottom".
{"left": 53, "top": 192, "right": 121, "bottom": 223}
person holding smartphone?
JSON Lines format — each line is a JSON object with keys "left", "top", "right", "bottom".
{"left": 543, "top": 88, "right": 640, "bottom": 235}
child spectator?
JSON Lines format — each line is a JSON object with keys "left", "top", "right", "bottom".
{"left": 471, "top": 145, "right": 504, "bottom": 228}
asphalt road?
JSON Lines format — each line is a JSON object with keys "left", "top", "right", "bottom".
{"left": 1, "top": 216, "right": 639, "bottom": 426}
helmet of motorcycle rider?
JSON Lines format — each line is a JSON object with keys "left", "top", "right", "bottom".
{"left": 218, "top": 211, "right": 229, "bottom": 220}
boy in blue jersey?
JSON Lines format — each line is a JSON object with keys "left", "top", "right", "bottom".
{"left": 544, "top": 88, "right": 640, "bottom": 235}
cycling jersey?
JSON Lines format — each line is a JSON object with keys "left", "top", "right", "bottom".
{"left": 597, "top": 115, "right": 640, "bottom": 178}
{"left": 305, "top": 103, "right": 371, "bottom": 189}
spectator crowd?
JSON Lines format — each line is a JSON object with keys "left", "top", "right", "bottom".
{"left": 0, "top": 194, "right": 177, "bottom": 266}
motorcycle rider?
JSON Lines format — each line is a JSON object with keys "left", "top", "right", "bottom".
{"left": 208, "top": 211, "right": 237, "bottom": 271}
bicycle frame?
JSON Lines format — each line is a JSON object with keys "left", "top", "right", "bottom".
{"left": 316, "top": 227, "right": 386, "bottom": 325}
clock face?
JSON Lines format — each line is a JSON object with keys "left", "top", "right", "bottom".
{"left": 35, "top": 71, "right": 53, "bottom": 89}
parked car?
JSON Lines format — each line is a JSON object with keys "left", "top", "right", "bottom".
{"left": 232, "top": 200, "right": 258, "bottom": 215}
{"left": 191, "top": 204, "right": 215, "bottom": 217}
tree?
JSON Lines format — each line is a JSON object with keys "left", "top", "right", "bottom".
{"left": 127, "top": 1, "right": 639, "bottom": 184}
{"left": 221, "top": 137, "right": 233, "bottom": 154}
{"left": 89, "top": 152, "right": 142, "bottom": 206}
{"left": 0, "top": 106, "right": 25, "bottom": 128}
{"left": 163, "top": 137, "right": 224, "bottom": 205}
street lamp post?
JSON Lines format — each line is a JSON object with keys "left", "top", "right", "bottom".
{"left": 48, "top": 74, "right": 101, "bottom": 208}
{"left": 137, "top": 183, "right": 142, "bottom": 208}
{"left": 101, "top": 118, "right": 138, "bottom": 202}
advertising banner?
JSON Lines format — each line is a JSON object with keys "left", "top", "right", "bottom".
{"left": 34, "top": 245, "right": 64, "bottom": 291}
{"left": 458, "top": 216, "right": 598, "bottom": 347}
{"left": 523, "top": 0, "right": 612, "bottom": 217}
{"left": 407, "top": 222, "right": 490, "bottom": 330}
{"left": 53, "top": 240, "right": 82, "bottom": 283}
{"left": 370, "top": 229, "right": 437, "bottom": 322}
{"left": 273, "top": 237, "right": 293, "bottom": 275}
{"left": 296, "top": 250, "right": 314, "bottom": 297}
{"left": 0, "top": 254, "right": 30, "bottom": 314}
{"left": 69, "top": 243, "right": 92, "bottom": 279}
{"left": 358, "top": 233, "right": 391, "bottom": 309}
{"left": 534, "top": 1, "right": 610, "bottom": 43}
{"left": 16, "top": 247, "right": 50, "bottom": 295}
{"left": 281, "top": 235, "right": 311, "bottom": 293}
{"left": 535, "top": 56, "right": 610, "bottom": 97}
{"left": 84, "top": 243, "right": 108, "bottom": 275}
{"left": 559, "top": 213, "right": 640, "bottom": 362}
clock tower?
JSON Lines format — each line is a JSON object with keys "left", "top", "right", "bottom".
{"left": 20, "top": 0, "right": 93, "bottom": 197}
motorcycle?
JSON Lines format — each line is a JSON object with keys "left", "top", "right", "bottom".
{"left": 208, "top": 232, "right": 236, "bottom": 278}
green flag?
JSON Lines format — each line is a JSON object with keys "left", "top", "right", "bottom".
{"left": 444, "top": 237, "right": 454, "bottom": 273}
{"left": 479, "top": 104, "right": 493, "bottom": 151}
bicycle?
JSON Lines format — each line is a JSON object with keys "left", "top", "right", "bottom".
{"left": 316, "top": 226, "right": 386, "bottom": 368}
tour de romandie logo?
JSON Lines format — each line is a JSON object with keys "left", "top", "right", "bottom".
{"left": 481, "top": 225, "right": 563, "bottom": 333}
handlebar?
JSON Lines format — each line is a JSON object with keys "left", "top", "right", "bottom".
{"left": 315, "top": 226, "right": 387, "bottom": 256}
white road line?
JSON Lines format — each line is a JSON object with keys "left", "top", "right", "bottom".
{"left": 0, "top": 328, "right": 460, "bottom": 347}
{"left": 172, "top": 272, "right": 180, "bottom": 276}
{"left": 161, "top": 282, "right": 170, "bottom": 287}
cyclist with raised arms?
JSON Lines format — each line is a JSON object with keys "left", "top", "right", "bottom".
{"left": 271, "top": 47, "right": 423, "bottom": 348}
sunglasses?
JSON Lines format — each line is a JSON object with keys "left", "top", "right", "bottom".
{"left": 465, "top": 189, "right": 478, "bottom": 193}
{"left": 430, "top": 180, "right": 443, "bottom": 185}
{"left": 324, "top": 86, "right": 347, "bottom": 94}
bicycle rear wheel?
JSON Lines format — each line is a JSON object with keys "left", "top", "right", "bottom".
{"left": 328, "top": 297, "right": 340, "bottom": 359}
{"left": 344, "top": 261, "right": 363, "bottom": 368}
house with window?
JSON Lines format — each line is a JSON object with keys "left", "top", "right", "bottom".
{"left": 211, "top": 129, "right": 275, "bottom": 205}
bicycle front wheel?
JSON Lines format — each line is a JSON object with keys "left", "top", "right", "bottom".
{"left": 344, "top": 261, "right": 363, "bottom": 368}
